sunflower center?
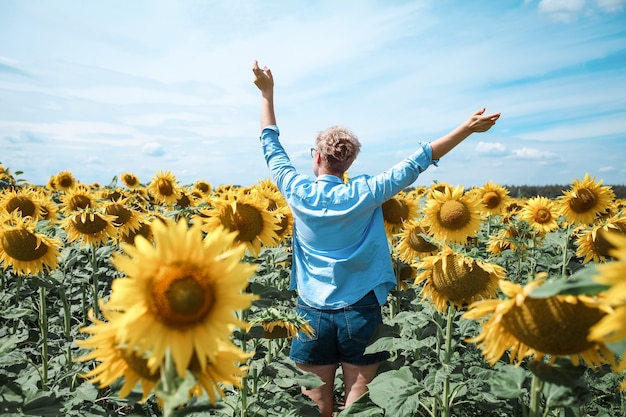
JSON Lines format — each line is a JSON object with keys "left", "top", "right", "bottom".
{"left": 382, "top": 199, "right": 409, "bottom": 225}
{"left": 6, "top": 196, "right": 37, "bottom": 217}
{"left": 266, "top": 199, "right": 278, "bottom": 211}
{"left": 72, "top": 214, "right": 108, "bottom": 235}
{"left": 229, "top": 203, "right": 264, "bottom": 243}
{"left": 500, "top": 297, "right": 605, "bottom": 355}
{"left": 152, "top": 269, "right": 213, "bottom": 327}
{"left": 156, "top": 179, "right": 174, "bottom": 197}
{"left": 195, "top": 182, "right": 210, "bottom": 193}
{"left": 438, "top": 200, "right": 470, "bottom": 230}
{"left": 275, "top": 214, "right": 290, "bottom": 237}
{"left": 569, "top": 188, "right": 597, "bottom": 213}
{"left": 532, "top": 207, "right": 552, "bottom": 224}
{"left": 123, "top": 175, "right": 139, "bottom": 187}
{"left": 69, "top": 195, "right": 92, "bottom": 211}
{"left": 592, "top": 229, "right": 620, "bottom": 259}
{"left": 121, "top": 222, "right": 151, "bottom": 245}
{"left": 432, "top": 255, "right": 491, "bottom": 302}
{"left": 118, "top": 349, "right": 160, "bottom": 381}
{"left": 105, "top": 204, "right": 132, "bottom": 226}
{"left": 1, "top": 229, "right": 49, "bottom": 261}
{"left": 176, "top": 194, "right": 191, "bottom": 207}
{"left": 57, "top": 175, "right": 74, "bottom": 188}
{"left": 482, "top": 191, "right": 501, "bottom": 209}
{"left": 407, "top": 227, "right": 438, "bottom": 253}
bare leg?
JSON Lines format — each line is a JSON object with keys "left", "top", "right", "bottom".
{"left": 296, "top": 363, "right": 338, "bottom": 417}
{"left": 341, "top": 362, "right": 380, "bottom": 408}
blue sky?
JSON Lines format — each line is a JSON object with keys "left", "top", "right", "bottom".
{"left": 1, "top": 0, "right": 625, "bottom": 189}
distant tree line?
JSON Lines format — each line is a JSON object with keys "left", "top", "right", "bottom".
{"left": 504, "top": 184, "right": 626, "bottom": 199}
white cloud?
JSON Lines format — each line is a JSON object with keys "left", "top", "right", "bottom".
{"left": 599, "top": 165, "right": 615, "bottom": 172}
{"left": 538, "top": 0, "right": 626, "bottom": 21}
{"left": 142, "top": 142, "right": 164, "bottom": 157}
{"left": 475, "top": 142, "right": 507, "bottom": 155}
{"left": 596, "top": 0, "right": 626, "bottom": 12}
{"left": 510, "top": 148, "right": 558, "bottom": 160}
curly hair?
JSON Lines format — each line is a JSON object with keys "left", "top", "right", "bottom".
{"left": 314, "top": 126, "right": 361, "bottom": 174}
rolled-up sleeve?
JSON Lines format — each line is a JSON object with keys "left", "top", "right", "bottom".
{"left": 366, "top": 142, "right": 437, "bottom": 204}
{"left": 260, "top": 126, "right": 301, "bottom": 195}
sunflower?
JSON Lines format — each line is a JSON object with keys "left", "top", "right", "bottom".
{"left": 189, "top": 340, "right": 251, "bottom": 404}
{"left": 35, "top": 190, "right": 59, "bottom": 223}
{"left": 147, "top": 170, "right": 183, "bottom": 206}
{"left": 474, "top": 181, "right": 511, "bottom": 216}
{"left": 77, "top": 308, "right": 250, "bottom": 404}
{"left": 75, "top": 308, "right": 160, "bottom": 402}
{"left": 272, "top": 206, "right": 294, "bottom": 241}
{"left": 105, "top": 217, "right": 257, "bottom": 377}
{"left": 394, "top": 219, "right": 439, "bottom": 264}
{"left": 502, "top": 198, "right": 524, "bottom": 223}
{"left": 382, "top": 191, "right": 420, "bottom": 237}
{"left": 463, "top": 276, "right": 615, "bottom": 368}
{"left": 53, "top": 170, "right": 78, "bottom": 191}
{"left": 120, "top": 172, "right": 141, "bottom": 189}
{"left": 97, "top": 188, "right": 125, "bottom": 204}
{"left": 428, "top": 182, "right": 453, "bottom": 198}
{"left": 559, "top": 174, "right": 615, "bottom": 226}
{"left": 62, "top": 209, "right": 118, "bottom": 247}
{"left": 59, "top": 184, "right": 96, "bottom": 213}
{"left": 0, "top": 188, "right": 41, "bottom": 219}
{"left": 247, "top": 308, "right": 315, "bottom": 340}
{"left": 393, "top": 259, "right": 417, "bottom": 291}
{"left": 103, "top": 200, "right": 144, "bottom": 237}
{"left": 422, "top": 185, "right": 482, "bottom": 244}
{"left": 192, "top": 180, "right": 212, "bottom": 198}
{"left": 408, "top": 186, "right": 428, "bottom": 200}
{"left": 118, "top": 220, "right": 153, "bottom": 246}
{"left": 413, "top": 246, "right": 504, "bottom": 312}
{"left": 252, "top": 179, "right": 283, "bottom": 210}
{"left": 485, "top": 222, "right": 539, "bottom": 256}
{"left": 574, "top": 215, "right": 626, "bottom": 264}
{"left": 200, "top": 193, "right": 281, "bottom": 257}
{"left": 0, "top": 213, "right": 63, "bottom": 275}
{"left": 517, "top": 196, "right": 560, "bottom": 234}
{"left": 588, "top": 232, "right": 626, "bottom": 350}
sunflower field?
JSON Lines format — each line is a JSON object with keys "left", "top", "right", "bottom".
{"left": 0, "top": 163, "right": 625, "bottom": 417}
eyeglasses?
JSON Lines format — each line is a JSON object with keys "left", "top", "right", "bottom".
{"left": 310, "top": 148, "right": 317, "bottom": 158}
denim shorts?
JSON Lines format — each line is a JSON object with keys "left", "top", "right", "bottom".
{"left": 289, "top": 291, "right": 390, "bottom": 366}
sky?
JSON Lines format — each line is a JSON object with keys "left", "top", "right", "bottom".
{"left": 1, "top": 0, "right": 625, "bottom": 190}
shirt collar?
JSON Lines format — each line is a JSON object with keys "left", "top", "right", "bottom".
{"left": 315, "top": 174, "right": 344, "bottom": 184}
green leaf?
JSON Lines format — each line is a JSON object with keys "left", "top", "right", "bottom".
{"left": 529, "top": 265, "right": 609, "bottom": 298}
{"left": 529, "top": 359, "right": 590, "bottom": 408}
{"left": 489, "top": 364, "right": 529, "bottom": 399}
{"left": 338, "top": 391, "right": 384, "bottom": 416}
{"left": 22, "top": 391, "right": 63, "bottom": 416}
{"left": 368, "top": 367, "right": 427, "bottom": 416}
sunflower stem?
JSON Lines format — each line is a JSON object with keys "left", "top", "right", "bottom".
{"left": 240, "top": 308, "right": 250, "bottom": 417}
{"left": 58, "top": 283, "right": 73, "bottom": 375}
{"left": 560, "top": 225, "right": 572, "bottom": 278}
{"left": 441, "top": 305, "right": 455, "bottom": 417}
{"left": 12, "top": 274, "right": 23, "bottom": 334}
{"left": 90, "top": 246, "right": 100, "bottom": 318}
{"left": 160, "top": 348, "right": 177, "bottom": 417}
{"left": 529, "top": 372, "right": 544, "bottom": 417}
{"left": 38, "top": 283, "right": 49, "bottom": 388}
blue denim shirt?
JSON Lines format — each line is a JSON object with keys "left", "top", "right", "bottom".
{"left": 260, "top": 125, "right": 436, "bottom": 309}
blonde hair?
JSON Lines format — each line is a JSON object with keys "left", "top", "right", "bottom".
{"left": 314, "top": 126, "right": 361, "bottom": 174}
